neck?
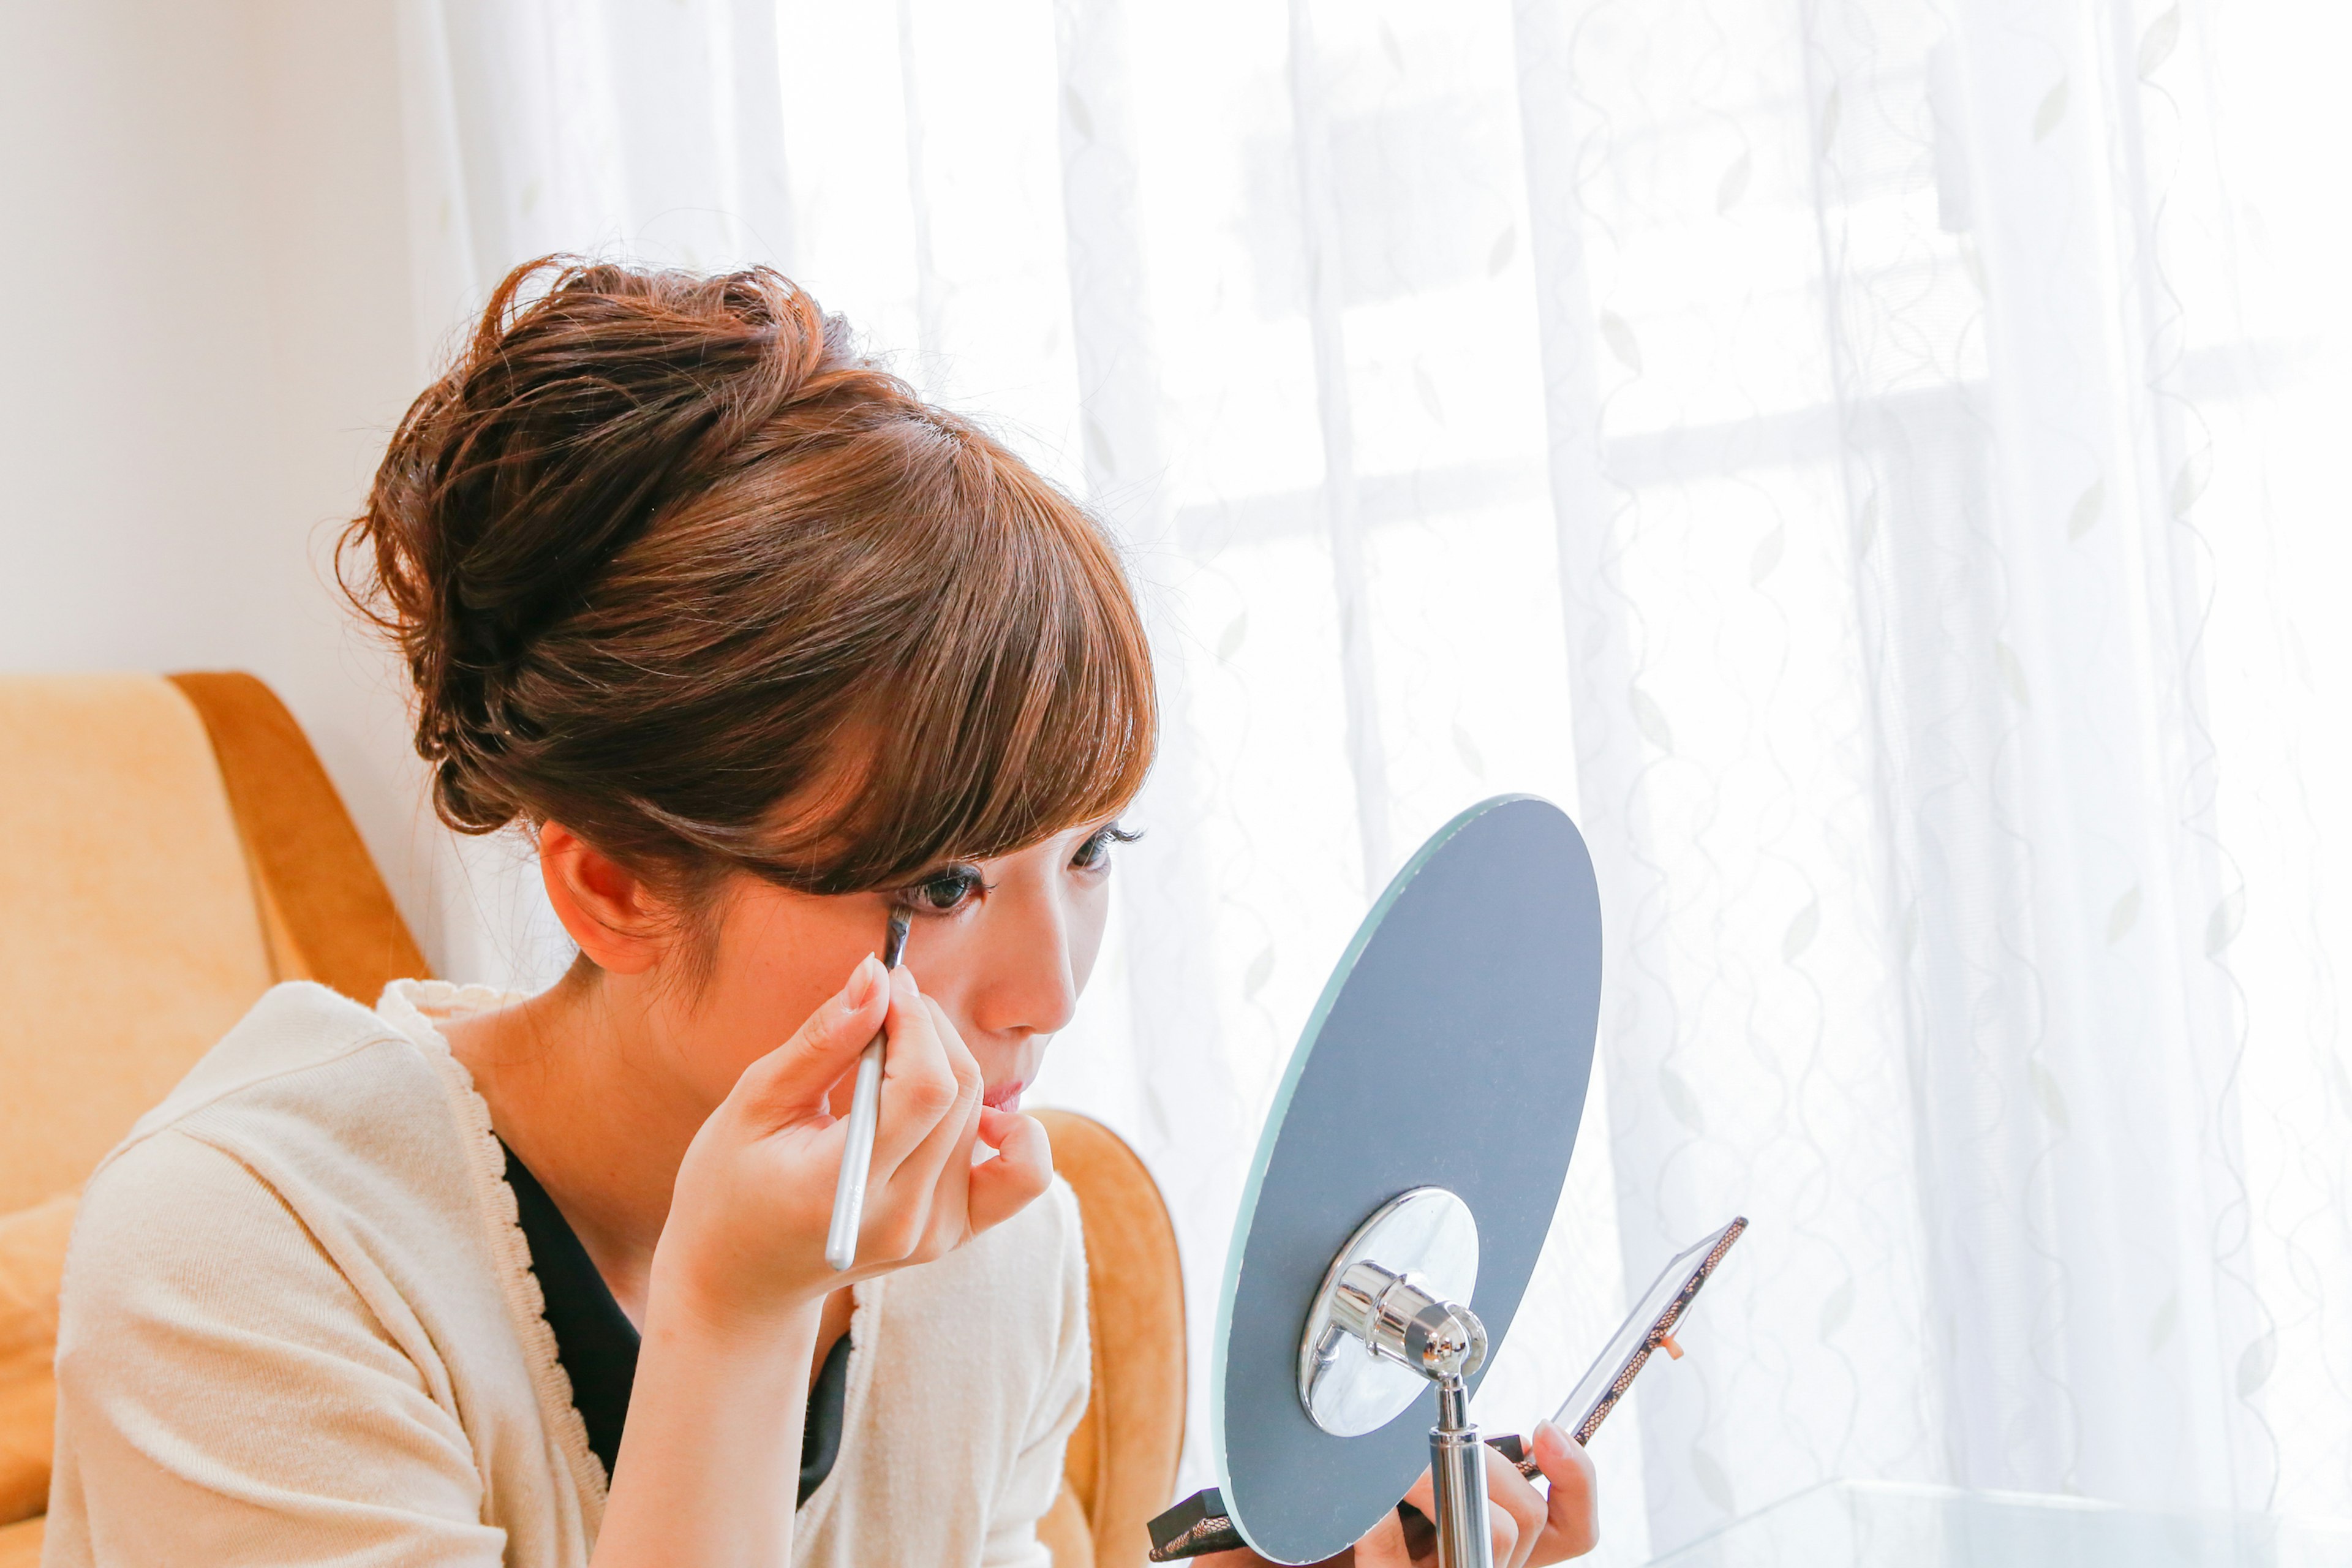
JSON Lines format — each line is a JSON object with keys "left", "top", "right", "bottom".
{"left": 443, "top": 966, "right": 709, "bottom": 1324}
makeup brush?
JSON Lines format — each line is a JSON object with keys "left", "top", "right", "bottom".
{"left": 825, "top": 908, "right": 911, "bottom": 1272}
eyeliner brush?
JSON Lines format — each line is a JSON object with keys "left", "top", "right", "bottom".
{"left": 826, "top": 908, "right": 911, "bottom": 1272}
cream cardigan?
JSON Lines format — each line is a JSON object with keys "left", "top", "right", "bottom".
{"left": 43, "top": 981, "right": 1089, "bottom": 1567}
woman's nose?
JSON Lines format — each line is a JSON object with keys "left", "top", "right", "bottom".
{"left": 970, "top": 873, "right": 1078, "bottom": 1041}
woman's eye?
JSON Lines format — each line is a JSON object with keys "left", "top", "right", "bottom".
{"left": 1071, "top": 823, "right": 1139, "bottom": 871}
{"left": 902, "top": 867, "right": 986, "bottom": 914}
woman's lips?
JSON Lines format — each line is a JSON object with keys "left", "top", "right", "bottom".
{"left": 984, "top": 1080, "right": 1026, "bottom": 1112}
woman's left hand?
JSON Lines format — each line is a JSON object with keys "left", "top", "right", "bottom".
{"left": 1363, "top": 1422, "right": 1596, "bottom": 1568}
{"left": 1199, "top": 1420, "right": 1597, "bottom": 1568}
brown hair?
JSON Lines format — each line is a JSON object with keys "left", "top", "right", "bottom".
{"left": 342, "top": 256, "right": 1156, "bottom": 903}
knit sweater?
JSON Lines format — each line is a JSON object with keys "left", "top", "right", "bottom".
{"left": 42, "top": 981, "right": 1089, "bottom": 1567}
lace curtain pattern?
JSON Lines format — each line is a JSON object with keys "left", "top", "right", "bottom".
{"left": 398, "top": 1, "right": 2350, "bottom": 1558}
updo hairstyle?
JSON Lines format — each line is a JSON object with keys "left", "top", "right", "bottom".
{"left": 342, "top": 256, "right": 1156, "bottom": 904}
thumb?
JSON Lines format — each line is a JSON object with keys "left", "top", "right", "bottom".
{"left": 965, "top": 1107, "right": 1053, "bottom": 1234}
{"left": 731, "top": 954, "right": 890, "bottom": 1117}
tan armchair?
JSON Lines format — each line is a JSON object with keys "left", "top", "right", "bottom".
{"left": 0, "top": 673, "right": 1182, "bottom": 1568}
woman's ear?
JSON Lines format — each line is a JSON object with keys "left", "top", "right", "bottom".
{"left": 537, "top": 821, "right": 673, "bottom": 975}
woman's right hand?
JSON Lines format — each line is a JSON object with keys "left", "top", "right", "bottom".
{"left": 649, "top": 954, "right": 1054, "bottom": 1332}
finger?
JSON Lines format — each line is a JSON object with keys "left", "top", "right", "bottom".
{"left": 1396, "top": 1460, "right": 1531, "bottom": 1568}
{"left": 965, "top": 1106, "right": 1052, "bottom": 1234}
{"left": 865, "top": 968, "right": 965, "bottom": 1175}
{"left": 891, "top": 995, "right": 984, "bottom": 1196}
{"left": 729, "top": 953, "right": 888, "bottom": 1117}
{"left": 1486, "top": 1494, "right": 1521, "bottom": 1568}
{"left": 863, "top": 992, "right": 982, "bottom": 1259}
{"left": 1483, "top": 1446, "right": 1545, "bottom": 1568}
{"left": 1391, "top": 1471, "right": 1440, "bottom": 1568}
{"left": 1530, "top": 1420, "right": 1599, "bottom": 1559}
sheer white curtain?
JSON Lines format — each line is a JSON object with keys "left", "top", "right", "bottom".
{"left": 397, "top": 1, "right": 2351, "bottom": 1558}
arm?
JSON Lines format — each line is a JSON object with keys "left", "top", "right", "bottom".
{"left": 595, "top": 959, "right": 1052, "bottom": 1568}
{"left": 48, "top": 1133, "right": 505, "bottom": 1567}
{"left": 50, "top": 1156, "right": 824, "bottom": 1568}
{"left": 586, "top": 1292, "right": 818, "bottom": 1568}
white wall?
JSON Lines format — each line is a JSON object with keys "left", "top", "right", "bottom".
{"left": 0, "top": 0, "right": 486, "bottom": 976}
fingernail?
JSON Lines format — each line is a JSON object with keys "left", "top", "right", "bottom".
{"left": 846, "top": 953, "right": 884, "bottom": 1011}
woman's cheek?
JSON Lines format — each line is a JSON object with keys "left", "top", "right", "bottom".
{"left": 1065, "top": 879, "right": 1113, "bottom": 995}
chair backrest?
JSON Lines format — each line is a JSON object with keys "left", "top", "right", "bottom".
{"left": 1032, "top": 1111, "right": 1188, "bottom": 1568}
{"left": 0, "top": 671, "right": 424, "bottom": 1212}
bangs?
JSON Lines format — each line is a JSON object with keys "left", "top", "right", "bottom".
{"left": 696, "top": 421, "right": 1158, "bottom": 895}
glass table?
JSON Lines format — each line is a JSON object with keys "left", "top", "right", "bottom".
{"left": 1648, "top": 1480, "right": 2352, "bottom": 1567}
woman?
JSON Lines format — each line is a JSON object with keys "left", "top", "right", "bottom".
{"left": 45, "top": 259, "right": 1596, "bottom": 1567}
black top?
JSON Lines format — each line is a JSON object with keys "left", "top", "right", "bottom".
{"left": 499, "top": 1140, "right": 853, "bottom": 1504}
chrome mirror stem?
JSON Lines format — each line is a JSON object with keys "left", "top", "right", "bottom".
{"left": 1429, "top": 1377, "right": 1493, "bottom": 1568}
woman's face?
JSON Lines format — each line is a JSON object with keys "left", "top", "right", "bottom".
{"left": 657, "top": 819, "right": 1131, "bottom": 1117}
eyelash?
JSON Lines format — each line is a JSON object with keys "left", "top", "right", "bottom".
{"left": 1071, "top": 822, "right": 1141, "bottom": 870}
{"left": 889, "top": 824, "right": 1139, "bottom": 918}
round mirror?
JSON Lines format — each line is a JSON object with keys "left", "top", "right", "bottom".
{"left": 1210, "top": 794, "right": 1604, "bottom": 1564}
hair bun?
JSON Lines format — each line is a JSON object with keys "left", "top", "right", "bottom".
{"left": 343, "top": 255, "right": 886, "bottom": 831}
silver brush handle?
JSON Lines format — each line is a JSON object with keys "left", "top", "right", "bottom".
{"left": 824, "top": 1036, "right": 886, "bottom": 1271}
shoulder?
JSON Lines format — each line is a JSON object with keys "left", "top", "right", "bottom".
{"left": 104, "top": 978, "right": 481, "bottom": 1185}
{"left": 57, "top": 1125, "right": 450, "bottom": 1426}
{"left": 109, "top": 979, "right": 432, "bottom": 1160}
{"left": 62, "top": 1128, "right": 347, "bottom": 1348}
{"left": 73, "top": 978, "right": 499, "bottom": 1327}
{"left": 70, "top": 1126, "right": 303, "bottom": 1292}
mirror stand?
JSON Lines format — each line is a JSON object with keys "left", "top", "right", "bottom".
{"left": 1297, "top": 1188, "right": 1496, "bottom": 1568}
